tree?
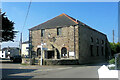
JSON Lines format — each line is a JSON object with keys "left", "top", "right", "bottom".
{"left": 110, "top": 42, "right": 120, "bottom": 57}
{"left": 116, "top": 42, "right": 120, "bottom": 53}
{"left": 1, "top": 12, "right": 18, "bottom": 42}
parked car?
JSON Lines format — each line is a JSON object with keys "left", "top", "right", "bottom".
{"left": 11, "top": 55, "right": 22, "bottom": 63}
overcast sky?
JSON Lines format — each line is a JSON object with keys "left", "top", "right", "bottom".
{"left": 1, "top": 2, "right": 119, "bottom": 48}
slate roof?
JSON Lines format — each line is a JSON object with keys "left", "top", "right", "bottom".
{"left": 29, "top": 13, "right": 106, "bottom": 36}
{"left": 29, "top": 13, "right": 78, "bottom": 30}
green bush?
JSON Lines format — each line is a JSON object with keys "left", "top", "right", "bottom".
{"left": 109, "top": 42, "right": 120, "bottom": 57}
{"left": 109, "top": 58, "right": 115, "bottom": 64}
{"left": 108, "top": 66, "right": 115, "bottom": 70}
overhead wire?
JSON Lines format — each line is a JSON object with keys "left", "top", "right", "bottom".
{"left": 19, "top": 0, "right": 32, "bottom": 52}
{"left": 21, "top": 0, "right": 32, "bottom": 32}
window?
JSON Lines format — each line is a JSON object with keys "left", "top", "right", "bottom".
{"left": 102, "top": 40, "right": 104, "bottom": 44}
{"left": 37, "top": 48, "right": 41, "bottom": 56}
{"left": 41, "top": 29, "right": 45, "bottom": 37}
{"left": 91, "top": 37, "right": 93, "bottom": 42}
{"left": 8, "top": 50, "right": 10, "bottom": 52}
{"left": 61, "top": 47, "right": 67, "bottom": 58}
{"left": 97, "top": 46, "right": 99, "bottom": 56}
{"left": 57, "top": 28, "right": 62, "bottom": 35}
{"left": 47, "top": 51, "right": 54, "bottom": 59}
{"left": 102, "top": 47, "right": 104, "bottom": 56}
{"left": 90, "top": 45, "right": 93, "bottom": 56}
{"left": 96, "top": 38, "right": 99, "bottom": 44}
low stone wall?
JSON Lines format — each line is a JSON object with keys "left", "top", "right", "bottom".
{"left": 43, "top": 59, "right": 79, "bottom": 65}
{"left": 78, "top": 57, "right": 106, "bottom": 64}
{"left": 22, "top": 58, "right": 30, "bottom": 64}
{"left": 22, "top": 58, "right": 106, "bottom": 65}
{"left": 22, "top": 57, "right": 35, "bottom": 65}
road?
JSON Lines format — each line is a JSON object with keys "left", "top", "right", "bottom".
{"left": 0, "top": 59, "right": 109, "bottom": 79}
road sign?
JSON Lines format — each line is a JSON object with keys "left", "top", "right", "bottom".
{"left": 37, "top": 45, "right": 41, "bottom": 48}
{"left": 42, "top": 48, "right": 48, "bottom": 50}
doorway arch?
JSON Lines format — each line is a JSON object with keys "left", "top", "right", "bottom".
{"left": 61, "top": 47, "right": 67, "bottom": 58}
{"left": 37, "top": 48, "right": 41, "bottom": 56}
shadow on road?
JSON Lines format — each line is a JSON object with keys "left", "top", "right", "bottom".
{"left": 82, "top": 62, "right": 109, "bottom": 66}
{"left": 0, "top": 59, "right": 21, "bottom": 64}
{"left": 55, "top": 61, "right": 109, "bottom": 67}
{"left": 1, "top": 68, "right": 37, "bottom": 80}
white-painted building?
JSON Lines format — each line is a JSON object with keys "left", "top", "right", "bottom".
{"left": 0, "top": 47, "right": 19, "bottom": 59}
{"left": 22, "top": 41, "right": 29, "bottom": 57}
{"left": 0, "top": 50, "right": 6, "bottom": 58}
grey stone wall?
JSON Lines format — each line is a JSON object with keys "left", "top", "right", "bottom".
{"left": 30, "top": 25, "right": 79, "bottom": 60}
{"left": 22, "top": 58, "right": 30, "bottom": 64}
{"left": 30, "top": 24, "right": 111, "bottom": 65}
{"left": 78, "top": 24, "right": 110, "bottom": 64}
{"left": 43, "top": 59, "right": 79, "bottom": 65}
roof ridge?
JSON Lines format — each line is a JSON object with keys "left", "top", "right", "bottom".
{"left": 62, "top": 13, "right": 78, "bottom": 24}
{"left": 29, "top": 13, "right": 78, "bottom": 30}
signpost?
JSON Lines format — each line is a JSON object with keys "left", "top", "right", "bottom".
{"left": 37, "top": 43, "right": 46, "bottom": 66}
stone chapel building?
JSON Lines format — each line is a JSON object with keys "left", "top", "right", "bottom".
{"left": 29, "top": 13, "right": 111, "bottom": 65}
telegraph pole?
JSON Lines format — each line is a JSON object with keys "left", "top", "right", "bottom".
{"left": 19, "top": 33, "right": 22, "bottom": 55}
{"left": 0, "top": 9, "right": 2, "bottom": 50}
{"left": 118, "top": 1, "right": 120, "bottom": 42}
{"left": 113, "top": 30, "right": 114, "bottom": 43}
{"left": 29, "top": 30, "right": 32, "bottom": 65}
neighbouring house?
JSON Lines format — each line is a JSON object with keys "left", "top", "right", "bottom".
{"left": 0, "top": 50, "right": 6, "bottom": 58}
{"left": 0, "top": 47, "right": 20, "bottom": 59}
{"left": 0, "top": 47, "right": 10, "bottom": 58}
{"left": 29, "top": 13, "right": 111, "bottom": 65}
{"left": 21, "top": 41, "right": 29, "bottom": 57}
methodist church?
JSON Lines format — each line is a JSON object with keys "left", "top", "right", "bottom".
{"left": 29, "top": 13, "right": 111, "bottom": 65}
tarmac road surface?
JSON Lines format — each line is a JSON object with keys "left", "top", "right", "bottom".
{"left": 0, "top": 59, "right": 109, "bottom": 79}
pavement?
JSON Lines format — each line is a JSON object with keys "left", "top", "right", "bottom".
{"left": 0, "top": 58, "right": 110, "bottom": 79}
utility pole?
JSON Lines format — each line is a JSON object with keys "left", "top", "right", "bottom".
{"left": 29, "top": 30, "right": 32, "bottom": 65}
{"left": 113, "top": 30, "right": 114, "bottom": 43}
{"left": 0, "top": 9, "right": 2, "bottom": 49}
{"left": 19, "top": 33, "right": 22, "bottom": 55}
{"left": 118, "top": 1, "right": 120, "bottom": 42}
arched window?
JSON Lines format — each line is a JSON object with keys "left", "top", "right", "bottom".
{"left": 61, "top": 47, "right": 67, "bottom": 58}
{"left": 101, "top": 46, "right": 104, "bottom": 56}
{"left": 102, "top": 40, "right": 104, "bottom": 44}
{"left": 91, "top": 37, "right": 93, "bottom": 42}
{"left": 90, "top": 45, "right": 93, "bottom": 56}
{"left": 37, "top": 48, "right": 41, "bottom": 56}
{"left": 96, "top": 38, "right": 99, "bottom": 44}
{"left": 97, "top": 46, "right": 99, "bottom": 56}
